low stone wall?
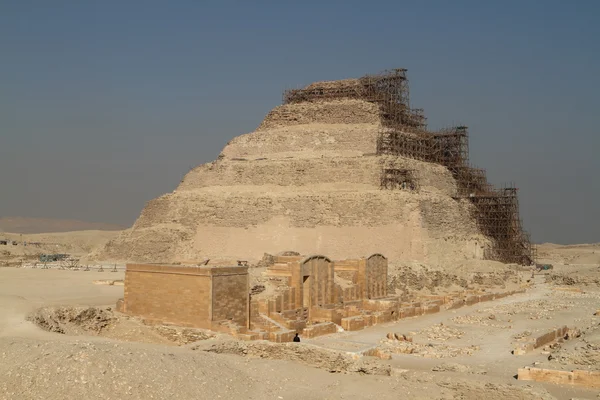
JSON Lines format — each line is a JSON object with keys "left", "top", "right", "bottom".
{"left": 302, "top": 322, "right": 337, "bottom": 339}
{"left": 254, "top": 287, "right": 526, "bottom": 342}
{"left": 442, "top": 289, "right": 526, "bottom": 311}
{"left": 514, "top": 326, "right": 568, "bottom": 355}
{"left": 341, "top": 316, "right": 366, "bottom": 331}
{"left": 269, "top": 329, "right": 296, "bottom": 343}
{"left": 518, "top": 367, "right": 600, "bottom": 389}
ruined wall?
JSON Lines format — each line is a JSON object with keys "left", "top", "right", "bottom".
{"left": 212, "top": 272, "right": 249, "bottom": 327}
{"left": 333, "top": 255, "right": 387, "bottom": 300}
{"left": 365, "top": 254, "right": 388, "bottom": 299}
{"left": 287, "top": 255, "right": 336, "bottom": 309}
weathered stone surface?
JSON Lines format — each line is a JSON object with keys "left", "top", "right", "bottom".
{"left": 94, "top": 98, "right": 486, "bottom": 264}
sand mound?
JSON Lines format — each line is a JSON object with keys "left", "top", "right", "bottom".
{"left": 28, "top": 306, "right": 116, "bottom": 335}
{"left": 197, "top": 340, "right": 391, "bottom": 375}
{"left": 0, "top": 336, "right": 557, "bottom": 400}
{"left": 27, "top": 306, "right": 217, "bottom": 345}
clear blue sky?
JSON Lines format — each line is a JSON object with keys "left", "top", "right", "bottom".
{"left": 1, "top": 1, "right": 598, "bottom": 244}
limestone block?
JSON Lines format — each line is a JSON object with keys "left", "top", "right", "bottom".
{"left": 373, "top": 312, "right": 394, "bottom": 324}
{"left": 446, "top": 300, "right": 465, "bottom": 310}
{"left": 513, "top": 342, "right": 535, "bottom": 355}
{"left": 341, "top": 316, "right": 365, "bottom": 331}
{"left": 556, "top": 325, "right": 568, "bottom": 339}
{"left": 362, "top": 348, "right": 392, "bottom": 360}
{"left": 399, "top": 307, "right": 415, "bottom": 319}
{"left": 478, "top": 294, "right": 494, "bottom": 302}
{"left": 518, "top": 367, "right": 600, "bottom": 389}
{"left": 518, "top": 367, "right": 573, "bottom": 385}
{"left": 535, "top": 331, "right": 558, "bottom": 348}
{"left": 393, "top": 333, "right": 412, "bottom": 342}
{"left": 302, "top": 322, "right": 337, "bottom": 338}
{"left": 285, "top": 319, "right": 306, "bottom": 332}
{"left": 269, "top": 329, "right": 296, "bottom": 343}
{"left": 573, "top": 370, "right": 600, "bottom": 388}
{"left": 424, "top": 304, "right": 440, "bottom": 314}
{"left": 116, "top": 298, "right": 125, "bottom": 313}
{"left": 362, "top": 315, "right": 374, "bottom": 326}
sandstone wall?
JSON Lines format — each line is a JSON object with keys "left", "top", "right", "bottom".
{"left": 212, "top": 272, "right": 249, "bottom": 327}
{"left": 122, "top": 264, "right": 249, "bottom": 330}
{"left": 124, "top": 264, "right": 212, "bottom": 328}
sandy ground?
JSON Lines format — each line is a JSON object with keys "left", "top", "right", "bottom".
{"left": 1, "top": 259, "right": 599, "bottom": 399}
{"left": 538, "top": 243, "right": 600, "bottom": 266}
{"left": 0, "top": 230, "right": 121, "bottom": 267}
{"left": 0, "top": 217, "right": 123, "bottom": 234}
{"left": 309, "top": 273, "right": 600, "bottom": 398}
{"left": 0, "top": 268, "right": 543, "bottom": 400}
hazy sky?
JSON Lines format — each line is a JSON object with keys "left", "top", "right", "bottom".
{"left": 1, "top": 1, "right": 598, "bottom": 244}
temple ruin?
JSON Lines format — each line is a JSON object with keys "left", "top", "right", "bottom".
{"left": 118, "top": 254, "right": 525, "bottom": 342}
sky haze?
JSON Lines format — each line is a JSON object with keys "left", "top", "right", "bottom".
{"left": 1, "top": 1, "right": 599, "bottom": 244}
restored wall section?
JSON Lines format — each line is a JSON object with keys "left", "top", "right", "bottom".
{"left": 366, "top": 254, "right": 388, "bottom": 299}
{"left": 518, "top": 367, "right": 600, "bottom": 389}
{"left": 212, "top": 271, "right": 249, "bottom": 327}
{"left": 123, "top": 264, "right": 249, "bottom": 330}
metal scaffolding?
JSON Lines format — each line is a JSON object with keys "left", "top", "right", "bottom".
{"left": 281, "top": 68, "right": 536, "bottom": 265}
{"left": 284, "top": 69, "right": 426, "bottom": 131}
{"left": 470, "top": 187, "right": 537, "bottom": 265}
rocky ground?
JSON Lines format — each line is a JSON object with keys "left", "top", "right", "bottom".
{"left": 1, "top": 243, "right": 599, "bottom": 399}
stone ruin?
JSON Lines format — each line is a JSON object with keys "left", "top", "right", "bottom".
{"left": 118, "top": 254, "right": 525, "bottom": 342}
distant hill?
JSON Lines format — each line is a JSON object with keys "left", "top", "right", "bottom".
{"left": 0, "top": 217, "right": 125, "bottom": 234}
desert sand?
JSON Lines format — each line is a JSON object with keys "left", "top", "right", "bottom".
{"left": 0, "top": 243, "right": 599, "bottom": 399}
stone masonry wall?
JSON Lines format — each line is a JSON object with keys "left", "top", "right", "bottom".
{"left": 212, "top": 272, "right": 249, "bottom": 327}
{"left": 123, "top": 264, "right": 249, "bottom": 330}
{"left": 124, "top": 264, "right": 212, "bottom": 328}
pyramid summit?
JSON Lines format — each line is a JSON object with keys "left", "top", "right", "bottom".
{"left": 97, "top": 69, "right": 534, "bottom": 266}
